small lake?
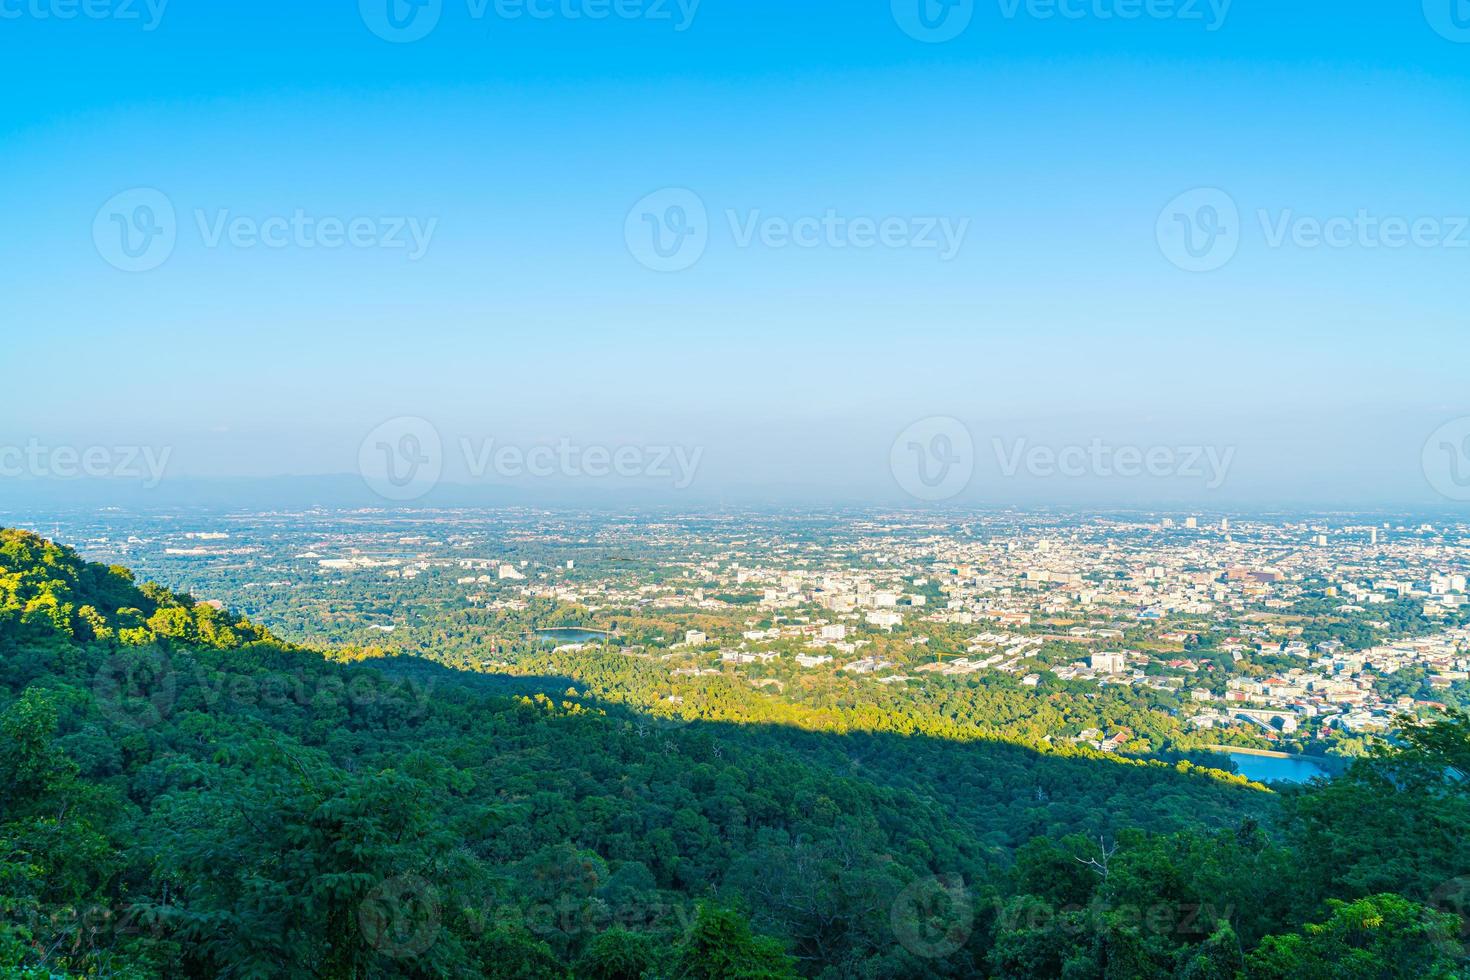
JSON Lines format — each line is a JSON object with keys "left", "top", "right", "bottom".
{"left": 531, "top": 627, "right": 610, "bottom": 646}
{"left": 1223, "top": 751, "right": 1335, "bottom": 784}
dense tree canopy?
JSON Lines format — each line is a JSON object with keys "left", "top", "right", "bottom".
{"left": 0, "top": 529, "right": 1464, "bottom": 977}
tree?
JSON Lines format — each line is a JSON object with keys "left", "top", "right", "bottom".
{"left": 1247, "top": 894, "right": 1462, "bottom": 979}
{"left": 673, "top": 904, "right": 798, "bottom": 979}
{"left": 575, "top": 928, "right": 660, "bottom": 980}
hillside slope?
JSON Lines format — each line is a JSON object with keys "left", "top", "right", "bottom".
{"left": 1, "top": 529, "right": 1465, "bottom": 978}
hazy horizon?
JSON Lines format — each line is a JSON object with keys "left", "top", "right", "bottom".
{"left": 5, "top": 2, "right": 1470, "bottom": 510}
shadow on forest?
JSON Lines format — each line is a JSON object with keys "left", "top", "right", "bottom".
{"left": 357, "top": 654, "right": 1282, "bottom": 852}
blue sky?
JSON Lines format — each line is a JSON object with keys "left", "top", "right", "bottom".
{"left": 3, "top": 1, "right": 1469, "bottom": 507}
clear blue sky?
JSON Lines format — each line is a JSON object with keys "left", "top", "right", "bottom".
{"left": 3, "top": 1, "right": 1469, "bottom": 507}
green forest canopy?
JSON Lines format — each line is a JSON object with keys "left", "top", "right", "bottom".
{"left": 1, "top": 528, "right": 1466, "bottom": 978}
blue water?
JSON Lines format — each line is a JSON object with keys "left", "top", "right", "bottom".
{"left": 1226, "top": 752, "right": 1334, "bottom": 784}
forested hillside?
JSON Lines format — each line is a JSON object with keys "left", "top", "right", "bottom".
{"left": 2, "top": 528, "right": 1466, "bottom": 978}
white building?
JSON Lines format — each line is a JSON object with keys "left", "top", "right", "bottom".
{"left": 1090, "top": 651, "right": 1128, "bottom": 674}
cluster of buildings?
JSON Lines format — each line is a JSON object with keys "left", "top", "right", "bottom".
{"left": 57, "top": 509, "right": 1470, "bottom": 747}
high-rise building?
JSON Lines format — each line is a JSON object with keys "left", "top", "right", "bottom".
{"left": 1090, "top": 651, "right": 1128, "bottom": 674}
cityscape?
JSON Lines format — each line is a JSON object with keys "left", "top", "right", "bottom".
{"left": 27, "top": 507, "right": 1470, "bottom": 771}
{"left": 5, "top": 1, "right": 1470, "bottom": 975}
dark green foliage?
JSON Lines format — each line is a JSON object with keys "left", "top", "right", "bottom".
{"left": 575, "top": 927, "right": 661, "bottom": 979}
{"left": 1246, "top": 893, "right": 1462, "bottom": 979}
{"left": 673, "top": 904, "right": 799, "bottom": 979}
{"left": 0, "top": 529, "right": 1465, "bottom": 977}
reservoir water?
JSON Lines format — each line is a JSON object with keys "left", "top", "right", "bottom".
{"left": 532, "top": 627, "right": 610, "bottom": 645}
{"left": 1224, "top": 751, "right": 1336, "bottom": 784}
